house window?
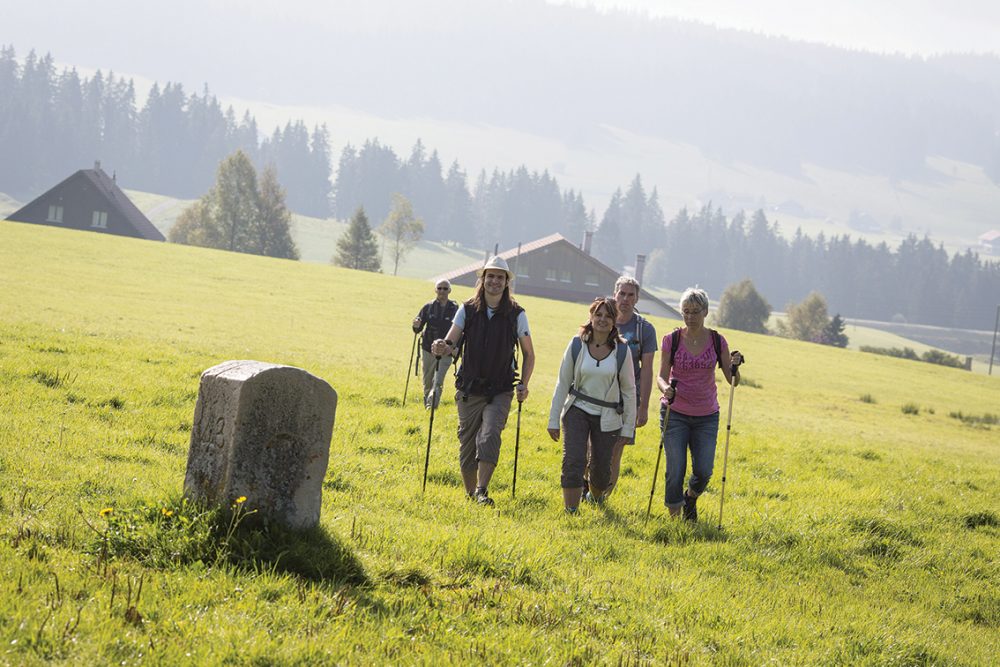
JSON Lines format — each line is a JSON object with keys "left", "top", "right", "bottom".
{"left": 584, "top": 274, "right": 599, "bottom": 287}
{"left": 46, "top": 205, "right": 64, "bottom": 223}
{"left": 559, "top": 270, "right": 572, "bottom": 283}
{"left": 91, "top": 211, "right": 108, "bottom": 228}
{"left": 545, "top": 269, "right": 557, "bottom": 281}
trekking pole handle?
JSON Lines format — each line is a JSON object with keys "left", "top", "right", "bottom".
{"left": 730, "top": 350, "right": 745, "bottom": 376}
{"left": 666, "top": 378, "right": 678, "bottom": 405}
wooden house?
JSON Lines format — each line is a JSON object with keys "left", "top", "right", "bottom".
{"left": 433, "top": 233, "right": 681, "bottom": 319}
{"left": 978, "top": 230, "right": 1000, "bottom": 255}
{"left": 4, "top": 162, "right": 164, "bottom": 241}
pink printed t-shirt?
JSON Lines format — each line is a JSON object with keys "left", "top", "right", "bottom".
{"left": 661, "top": 331, "right": 730, "bottom": 416}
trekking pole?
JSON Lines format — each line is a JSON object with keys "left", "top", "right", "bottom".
{"left": 403, "top": 331, "right": 418, "bottom": 407}
{"left": 512, "top": 399, "right": 523, "bottom": 498}
{"left": 422, "top": 355, "right": 442, "bottom": 494}
{"left": 646, "top": 379, "right": 677, "bottom": 522}
{"left": 718, "top": 354, "right": 746, "bottom": 530}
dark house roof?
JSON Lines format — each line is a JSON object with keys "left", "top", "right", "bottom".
{"left": 434, "top": 233, "right": 681, "bottom": 319}
{"left": 5, "top": 163, "right": 164, "bottom": 241}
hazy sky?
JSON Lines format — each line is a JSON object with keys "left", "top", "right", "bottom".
{"left": 549, "top": 0, "right": 1000, "bottom": 56}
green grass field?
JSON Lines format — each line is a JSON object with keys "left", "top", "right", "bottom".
{"left": 1, "top": 220, "right": 998, "bottom": 665}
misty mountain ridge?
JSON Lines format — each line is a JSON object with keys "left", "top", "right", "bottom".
{"left": 3, "top": 0, "right": 999, "bottom": 253}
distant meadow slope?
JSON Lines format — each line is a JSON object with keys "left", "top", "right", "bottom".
{"left": 0, "top": 221, "right": 997, "bottom": 664}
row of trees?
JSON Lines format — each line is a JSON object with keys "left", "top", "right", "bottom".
{"left": 4, "top": 46, "right": 996, "bottom": 330}
{"left": 330, "top": 146, "right": 997, "bottom": 332}
{"left": 0, "top": 46, "right": 331, "bottom": 215}
{"left": 641, "top": 205, "right": 1000, "bottom": 331}
{"left": 332, "top": 139, "right": 592, "bottom": 249}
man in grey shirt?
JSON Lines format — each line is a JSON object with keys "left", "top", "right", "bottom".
{"left": 606, "top": 275, "right": 657, "bottom": 496}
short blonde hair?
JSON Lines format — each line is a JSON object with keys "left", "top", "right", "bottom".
{"left": 679, "top": 287, "right": 709, "bottom": 312}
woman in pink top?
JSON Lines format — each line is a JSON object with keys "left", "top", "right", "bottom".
{"left": 656, "top": 287, "right": 742, "bottom": 522}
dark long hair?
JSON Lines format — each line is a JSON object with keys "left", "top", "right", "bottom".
{"left": 579, "top": 297, "right": 623, "bottom": 345}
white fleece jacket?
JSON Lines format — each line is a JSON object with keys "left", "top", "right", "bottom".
{"left": 548, "top": 337, "right": 637, "bottom": 437}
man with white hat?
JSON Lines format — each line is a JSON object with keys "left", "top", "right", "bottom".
{"left": 431, "top": 256, "right": 535, "bottom": 507}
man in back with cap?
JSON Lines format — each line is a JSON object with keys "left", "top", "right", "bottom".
{"left": 412, "top": 279, "right": 459, "bottom": 409}
{"left": 431, "top": 256, "right": 535, "bottom": 506}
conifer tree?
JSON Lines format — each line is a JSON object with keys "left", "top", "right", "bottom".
{"left": 334, "top": 207, "right": 381, "bottom": 272}
{"left": 824, "top": 313, "right": 849, "bottom": 348}
{"left": 257, "top": 165, "right": 300, "bottom": 260}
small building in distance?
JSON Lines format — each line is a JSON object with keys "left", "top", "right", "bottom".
{"left": 978, "top": 230, "right": 1000, "bottom": 255}
{"left": 4, "top": 162, "right": 164, "bottom": 241}
{"left": 433, "top": 233, "right": 681, "bottom": 319}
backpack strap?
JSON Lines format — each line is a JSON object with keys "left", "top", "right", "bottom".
{"left": 668, "top": 328, "right": 681, "bottom": 368}
{"left": 570, "top": 336, "right": 582, "bottom": 365}
{"left": 615, "top": 340, "right": 628, "bottom": 374}
{"left": 710, "top": 329, "right": 722, "bottom": 369}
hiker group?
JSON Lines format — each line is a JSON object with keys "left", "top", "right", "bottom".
{"left": 410, "top": 256, "right": 743, "bottom": 520}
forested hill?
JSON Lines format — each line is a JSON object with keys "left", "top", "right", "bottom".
{"left": 7, "top": 0, "right": 1000, "bottom": 182}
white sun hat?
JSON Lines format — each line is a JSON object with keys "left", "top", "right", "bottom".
{"left": 476, "top": 255, "right": 514, "bottom": 282}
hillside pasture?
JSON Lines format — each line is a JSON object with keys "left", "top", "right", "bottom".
{"left": 0, "top": 221, "right": 997, "bottom": 664}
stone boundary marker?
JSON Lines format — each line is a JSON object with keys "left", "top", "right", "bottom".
{"left": 183, "top": 360, "right": 337, "bottom": 530}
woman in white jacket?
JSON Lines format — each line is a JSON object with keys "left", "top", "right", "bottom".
{"left": 548, "top": 297, "right": 636, "bottom": 513}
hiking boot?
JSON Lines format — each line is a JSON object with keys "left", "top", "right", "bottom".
{"left": 474, "top": 487, "right": 495, "bottom": 507}
{"left": 682, "top": 490, "right": 698, "bottom": 522}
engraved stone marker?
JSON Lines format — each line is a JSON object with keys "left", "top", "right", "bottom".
{"left": 183, "top": 360, "right": 337, "bottom": 530}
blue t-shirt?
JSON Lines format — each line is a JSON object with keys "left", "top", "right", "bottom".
{"left": 618, "top": 313, "right": 657, "bottom": 385}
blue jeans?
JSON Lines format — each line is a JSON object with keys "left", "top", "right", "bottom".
{"left": 660, "top": 407, "right": 719, "bottom": 509}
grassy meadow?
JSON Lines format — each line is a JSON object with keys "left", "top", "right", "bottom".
{"left": 1, "top": 220, "right": 998, "bottom": 665}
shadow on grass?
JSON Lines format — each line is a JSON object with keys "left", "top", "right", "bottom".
{"left": 227, "top": 521, "right": 368, "bottom": 585}
{"left": 92, "top": 497, "right": 368, "bottom": 586}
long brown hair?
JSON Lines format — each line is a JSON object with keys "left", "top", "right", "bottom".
{"left": 579, "top": 297, "right": 622, "bottom": 345}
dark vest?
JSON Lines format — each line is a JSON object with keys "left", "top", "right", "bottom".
{"left": 419, "top": 300, "right": 458, "bottom": 352}
{"left": 456, "top": 300, "right": 523, "bottom": 398}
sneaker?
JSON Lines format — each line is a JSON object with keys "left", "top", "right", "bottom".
{"left": 682, "top": 490, "right": 698, "bottom": 522}
{"left": 565, "top": 506, "right": 579, "bottom": 515}
{"left": 584, "top": 491, "right": 605, "bottom": 506}
{"left": 474, "top": 487, "right": 495, "bottom": 507}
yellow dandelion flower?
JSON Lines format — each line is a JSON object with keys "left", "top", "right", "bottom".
{"left": 99, "top": 507, "right": 113, "bottom": 517}
{"left": 235, "top": 496, "right": 247, "bottom": 505}
{"left": 161, "top": 507, "right": 174, "bottom": 517}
